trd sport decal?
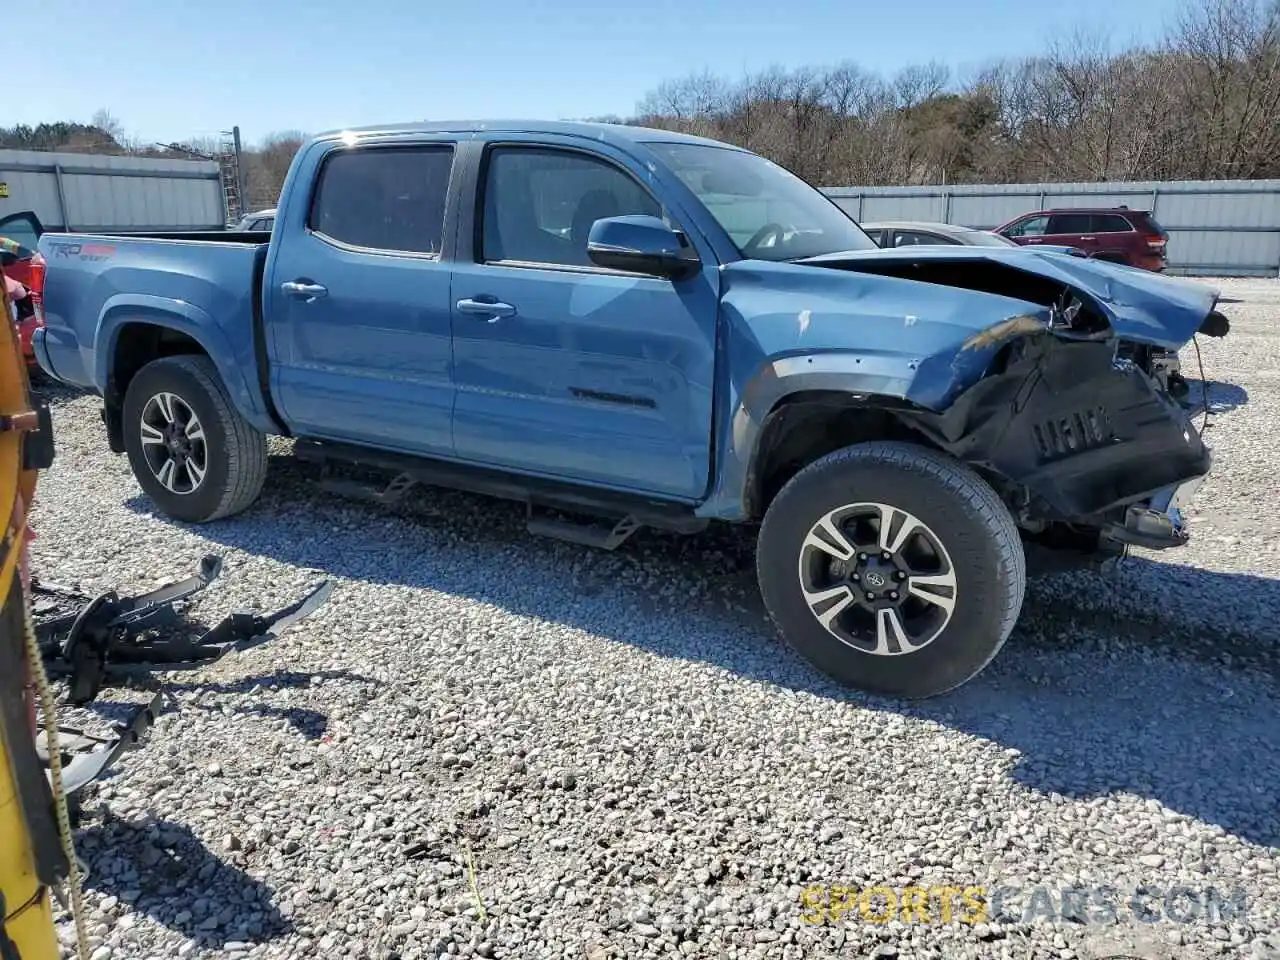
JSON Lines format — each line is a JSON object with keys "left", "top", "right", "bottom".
{"left": 47, "top": 241, "right": 116, "bottom": 262}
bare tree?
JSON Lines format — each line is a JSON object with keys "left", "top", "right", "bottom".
{"left": 628, "top": 0, "right": 1280, "bottom": 186}
{"left": 14, "top": 0, "right": 1280, "bottom": 188}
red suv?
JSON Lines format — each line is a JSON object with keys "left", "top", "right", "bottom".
{"left": 994, "top": 207, "right": 1169, "bottom": 272}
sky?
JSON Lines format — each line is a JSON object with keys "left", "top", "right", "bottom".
{"left": 10, "top": 0, "right": 1190, "bottom": 148}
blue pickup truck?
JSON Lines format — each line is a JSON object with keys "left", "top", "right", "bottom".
{"left": 33, "top": 120, "right": 1228, "bottom": 698}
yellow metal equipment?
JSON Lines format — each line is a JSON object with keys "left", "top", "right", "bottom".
{"left": 0, "top": 264, "right": 82, "bottom": 959}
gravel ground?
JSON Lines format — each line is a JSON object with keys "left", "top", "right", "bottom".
{"left": 26, "top": 277, "right": 1280, "bottom": 960}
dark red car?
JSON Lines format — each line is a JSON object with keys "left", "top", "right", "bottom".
{"left": 0, "top": 212, "right": 46, "bottom": 368}
{"left": 994, "top": 207, "right": 1169, "bottom": 272}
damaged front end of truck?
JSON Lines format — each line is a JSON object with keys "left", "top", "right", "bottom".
{"left": 743, "top": 247, "right": 1230, "bottom": 564}
{"left": 902, "top": 325, "right": 1212, "bottom": 556}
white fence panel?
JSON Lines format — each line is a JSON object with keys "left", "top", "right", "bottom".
{"left": 822, "top": 179, "right": 1280, "bottom": 276}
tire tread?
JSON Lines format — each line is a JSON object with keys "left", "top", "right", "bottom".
{"left": 137, "top": 354, "right": 268, "bottom": 522}
{"left": 757, "top": 440, "right": 1026, "bottom": 696}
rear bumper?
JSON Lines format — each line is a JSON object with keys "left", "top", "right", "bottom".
{"left": 31, "top": 326, "right": 57, "bottom": 380}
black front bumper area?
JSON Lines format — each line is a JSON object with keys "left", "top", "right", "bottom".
{"left": 1099, "top": 465, "right": 1207, "bottom": 550}
{"left": 909, "top": 335, "right": 1212, "bottom": 547}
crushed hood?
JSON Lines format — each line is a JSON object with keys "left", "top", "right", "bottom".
{"left": 798, "top": 246, "right": 1222, "bottom": 350}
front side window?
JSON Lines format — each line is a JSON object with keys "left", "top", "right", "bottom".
{"left": 309, "top": 145, "right": 455, "bottom": 255}
{"left": 481, "top": 147, "right": 662, "bottom": 268}
{"left": 1004, "top": 215, "right": 1049, "bottom": 238}
{"left": 645, "top": 142, "right": 876, "bottom": 261}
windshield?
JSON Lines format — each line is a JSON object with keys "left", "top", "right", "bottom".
{"left": 644, "top": 142, "right": 878, "bottom": 261}
{"left": 955, "top": 229, "right": 1019, "bottom": 248}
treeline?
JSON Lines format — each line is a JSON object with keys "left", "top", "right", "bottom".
{"left": 5, "top": 0, "right": 1278, "bottom": 201}
{"left": 0, "top": 112, "right": 304, "bottom": 210}
{"left": 633, "top": 0, "right": 1280, "bottom": 185}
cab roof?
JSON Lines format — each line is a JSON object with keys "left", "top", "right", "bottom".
{"left": 315, "top": 119, "right": 743, "bottom": 151}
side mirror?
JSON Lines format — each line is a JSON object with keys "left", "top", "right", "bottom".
{"left": 586, "top": 215, "right": 700, "bottom": 280}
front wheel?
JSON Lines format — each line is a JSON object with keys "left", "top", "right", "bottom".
{"left": 122, "top": 354, "right": 268, "bottom": 523}
{"left": 756, "top": 441, "right": 1026, "bottom": 698}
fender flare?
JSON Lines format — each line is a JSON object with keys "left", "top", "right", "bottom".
{"left": 94, "top": 294, "right": 272, "bottom": 429}
{"left": 698, "top": 351, "right": 942, "bottom": 522}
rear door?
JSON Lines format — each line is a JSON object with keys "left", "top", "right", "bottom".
{"left": 1043, "top": 212, "right": 1099, "bottom": 255}
{"left": 266, "top": 139, "right": 459, "bottom": 455}
{"left": 1088, "top": 212, "right": 1136, "bottom": 262}
{"left": 447, "top": 135, "right": 721, "bottom": 501}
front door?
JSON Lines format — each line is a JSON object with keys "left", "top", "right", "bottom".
{"left": 449, "top": 139, "right": 720, "bottom": 501}
{"left": 266, "top": 141, "right": 459, "bottom": 455}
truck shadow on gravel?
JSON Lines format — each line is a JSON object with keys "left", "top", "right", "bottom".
{"left": 1183, "top": 377, "right": 1248, "bottom": 414}
{"left": 125, "top": 453, "right": 1280, "bottom": 848}
{"left": 76, "top": 814, "right": 291, "bottom": 949}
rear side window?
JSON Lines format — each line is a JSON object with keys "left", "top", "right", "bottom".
{"left": 1131, "top": 211, "right": 1167, "bottom": 236}
{"left": 1046, "top": 213, "right": 1093, "bottom": 234}
{"left": 310, "top": 145, "right": 455, "bottom": 255}
{"left": 1092, "top": 214, "right": 1133, "bottom": 233}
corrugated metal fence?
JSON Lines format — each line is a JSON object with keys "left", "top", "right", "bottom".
{"left": 0, "top": 149, "right": 226, "bottom": 233}
{"left": 822, "top": 179, "right": 1280, "bottom": 277}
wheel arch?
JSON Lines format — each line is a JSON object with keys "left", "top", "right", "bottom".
{"left": 746, "top": 391, "right": 948, "bottom": 520}
{"left": 96, "top": 297, "right": 274, "bottom": 451}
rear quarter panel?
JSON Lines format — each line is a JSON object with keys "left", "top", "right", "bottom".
{"left": 37, "top": 235, "right": 275, "bottom": 430}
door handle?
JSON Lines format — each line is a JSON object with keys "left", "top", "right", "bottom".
{"left": 457, "top": 297, "right": 516, "bottom": 321}
{"left": 281, "top": 280, "right": 328, "bottom": 300}
{"left": 1080, "top": 236, "right": 1096, "bottom": 241}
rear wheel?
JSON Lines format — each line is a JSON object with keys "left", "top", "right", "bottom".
{"left": 756, "top": 441, "right": 1025, "bottom": 698}
{"left": 122, "top": 355, "right": 268, "bottom": 523}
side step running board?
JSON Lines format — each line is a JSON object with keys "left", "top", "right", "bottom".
{"left": 317, "top": 471, "right": 419, "bottom": 506}
{"left": 526, "top": 508, "right": 641, "bottom": 551}
{"left": 296, "top": 439, "right": 709, "bottom": 549}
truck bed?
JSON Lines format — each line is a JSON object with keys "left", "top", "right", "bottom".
{"left": 35, "top": 231, "right": 270, "bottom": 405}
